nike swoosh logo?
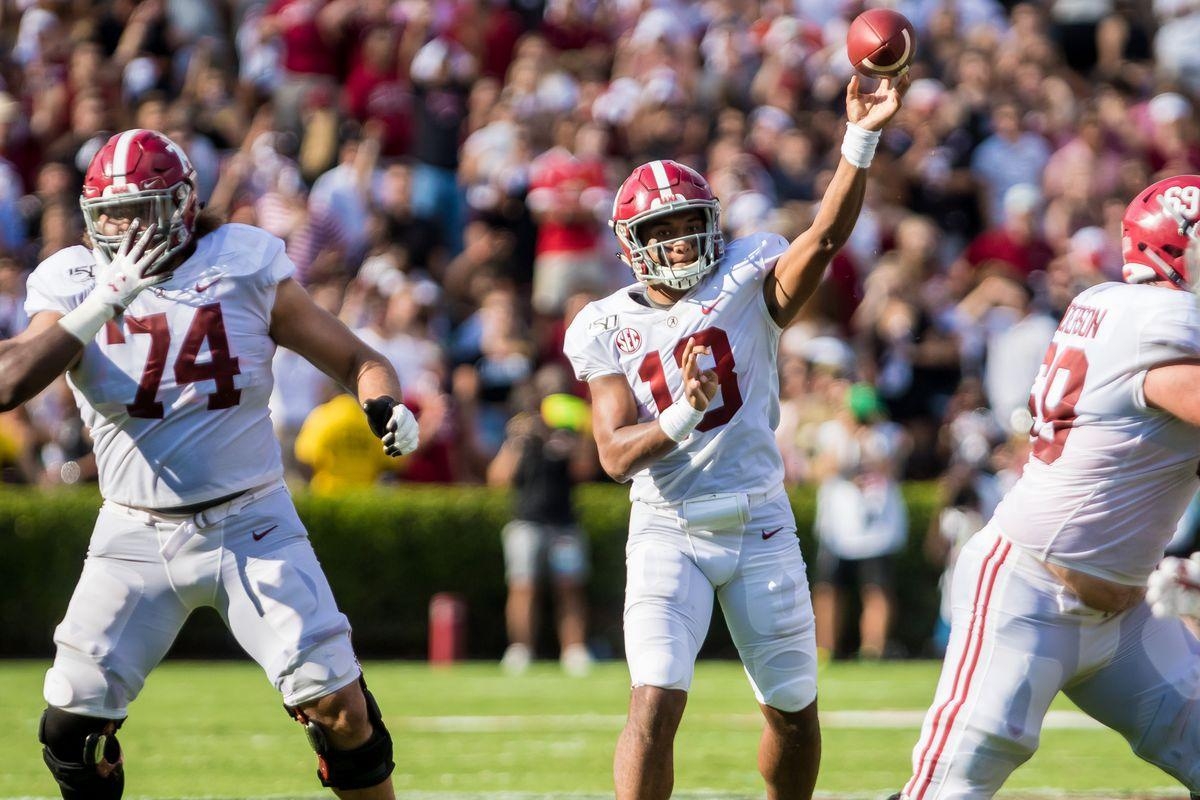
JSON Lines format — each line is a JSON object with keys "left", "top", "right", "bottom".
{"left": 195, "top": 276, "right": 222, "bottom": 293}
{"left": 761, "top": 527, "right": 784, "bottom": 540}
{"left": 251, "top": 524, "right": 279, "bottom": 541}
{"left": 700, "top": 299, "right": 721, "bottom": 315}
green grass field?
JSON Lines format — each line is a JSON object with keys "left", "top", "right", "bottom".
{"left": 0, "top": 659, "right": 1179, "bottom": 799}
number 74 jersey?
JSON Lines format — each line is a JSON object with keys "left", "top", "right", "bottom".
{"left": 25, "top": 224, "right": 292, "bottom": 509}
{"left": 994, "top": 281, "right": 1200, "bottom": 585}
{"left": 563, "top": 234, "right": 789, "bottom": 506}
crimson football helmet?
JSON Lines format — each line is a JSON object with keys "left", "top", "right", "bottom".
{"left": 611, "top": 160, "right": 723, "bottom": 291}
{"left": 81, "top": 129, "right": 198, "bottom": 276}
{"left": 1122, "top": 174, "right": 1200, "bottom": 289}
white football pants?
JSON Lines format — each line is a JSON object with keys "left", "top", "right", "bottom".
{"left": 903, "top": 524, "right": 1200, "bottom": 799}
{"left": 623, "top": 488, "right": 817, "bottom": 712}
{"left": 43, "top": 481, "right": 360, "bottom": 719}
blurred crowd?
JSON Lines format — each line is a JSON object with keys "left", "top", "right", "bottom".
{"left": 0, "top": 0, "right": 1197, "bottom": 564}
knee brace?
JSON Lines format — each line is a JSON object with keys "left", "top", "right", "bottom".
{"left": 38, "top": 707, "right": 125, "bottom": 800}
{"left": 286, "top": 677, "right": 395, "bottom": 790}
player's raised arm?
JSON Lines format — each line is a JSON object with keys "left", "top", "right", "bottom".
{"left": 764, "top": 75, "right": 907, "bottom": 327}
{"left": 270, "top": 277, "right": 419, "bottom": 457}
{"left": 590, "top": 337, "right": 717, "bottom": 483}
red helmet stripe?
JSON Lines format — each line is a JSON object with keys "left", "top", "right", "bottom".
{"left": 648, "top": 160, "right": 676, "bottom": 204}
{"left": 110, "top": 129, "right": 143, "bottom": 191}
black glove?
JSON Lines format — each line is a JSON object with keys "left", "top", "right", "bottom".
{"left": 362, "top": 396, "right": 398, "bottom": 439}
{"left": 362, "top": 395, "right": 420, "bottom": 456}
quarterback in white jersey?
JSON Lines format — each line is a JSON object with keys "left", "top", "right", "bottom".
{"left": 564, "top": 75, "right": 907, "bottom": 800}
{"left": 0, "top": 130, "right": 418, "bottom": 800}
{"left": 892, "top": 176, "right": 1200, "bottom": 800}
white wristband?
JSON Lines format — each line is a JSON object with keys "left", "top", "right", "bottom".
{"left": 658, "top": 398, "right": 705, "bottom": 443}
{"left": 57, "top": 294, "right": 117, "bottom": 344}
{"left": 841, "top": 122, "right": 881, "bottom": 169}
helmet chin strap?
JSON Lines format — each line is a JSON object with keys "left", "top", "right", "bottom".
{"left": 1144, "top": 247, "right": 1189, "bottom": 288}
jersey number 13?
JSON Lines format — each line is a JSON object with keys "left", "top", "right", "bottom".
{"left": 636, "top": 327, "right": 743, "bottom": 432}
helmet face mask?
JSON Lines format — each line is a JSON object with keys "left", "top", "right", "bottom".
{"left": 612, "top": 160, "right": 724, "bottom": 292}
{"left": 81, "top": 129, "right": 199, "bottom": 277}
{"left": 1122, "top": 175, "right": 1200, "bottom": 290}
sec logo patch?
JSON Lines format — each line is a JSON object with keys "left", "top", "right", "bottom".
{"left": 616, "top": 327, "right": 642, "bottom": 354}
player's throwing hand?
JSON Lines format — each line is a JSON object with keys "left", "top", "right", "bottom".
{"left": 681, "top": 336, "right": 718, "bottom": 412}
{"left": 846, "top": 73, "right": 910, "bottom": 132}
{"left": 1147, "top": 553, "right": 1200, "bottom": 619}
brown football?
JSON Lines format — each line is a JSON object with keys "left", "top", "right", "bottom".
{"left": 847, "top": 8, "right": 916, "bottom": 78}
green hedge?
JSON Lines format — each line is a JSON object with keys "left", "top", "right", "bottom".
{"left": 0, "top": 483, "right": 943, "bottom": 659}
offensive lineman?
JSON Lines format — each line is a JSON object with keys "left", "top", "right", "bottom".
{"left": 0, "top": 130, "right": 419, "bottom": 799}
{"left": 563, "top": 76, "right": 906, "bottom": 800}
{"left": 890, "top": 176, "right": 1200, "bottom": 800}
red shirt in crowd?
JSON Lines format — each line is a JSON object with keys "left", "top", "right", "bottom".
{"left": 964, "top": 228, "right": 1053, "bottom": 278}
{"left": 344, "top": 65, "right": 413, "bottom": 157}
{"left": 526, "top": 149, "right": 607, "bottom": 256}
{"left": 267, "top": 0, "right": 341, "bottom": 77}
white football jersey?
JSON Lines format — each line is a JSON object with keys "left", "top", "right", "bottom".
{"left": 25, "top": 224, "right": 293, "bottom": 508}
{"left": 993, "top": 281, "right": 1200, "bottom": 585}
{"left": 564, "top": 234, "right": 788, "bottom": 505}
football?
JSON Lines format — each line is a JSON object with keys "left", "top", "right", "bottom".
{"left": 847, "top": 8, "right": 916, "bottom": 78}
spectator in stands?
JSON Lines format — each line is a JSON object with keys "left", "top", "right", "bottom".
{"left": 970, "top": 101, "right": 1052, "bottom": 226}
{"left": 776, "top": 334, "right": 856, "bottom": 486}
{"left": 527, "top": 120, "right": 614, "bottom": 316}
{"left": 956, "top": 271, "right": 1058, "bottom": 432}
{"left": 259, "top": 0, "right": 345, "bottom": 136}
{"left": 955, "top": 183, "right": 1054, "bottom": 280}
{"left": 452, "top": 283, "right": 534, "bottom": 454}
{"left": 813, "top": 383, "right": 910, "bottom": 660}
{"left": 409, "top": 34, "right": 475, "bottom": 254}
{"left": 295, "top": 388, "right": 397, "bottom": 495}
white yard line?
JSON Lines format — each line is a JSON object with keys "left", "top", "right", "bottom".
{"left": 388, "top": 709, "right": 1104, "bottom": 733}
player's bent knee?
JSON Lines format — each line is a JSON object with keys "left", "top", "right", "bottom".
{"left": 628, "top": 649, "right": 695, "bottom": 693}
{"left": 277, "top": 633, "right": 360, "bottom": 709}
{"left": 43, "top": 658, "right": 135, "bottom": 719}
{"left": 39, "top": 707, "right": 126, "bottom": 800}
{"left": 286, "top": 677, "right": 395, "bottom": 790}
{"left": 1130, "top": 688, "right": 1200, "bottom": 788}
{"left": 759, "top": 675, "right": 817, "bottom": 714}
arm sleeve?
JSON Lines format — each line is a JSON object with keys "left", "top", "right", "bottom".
{"left": 1140, "top": 299, "right": 1200, "bottom": 363}
{"left": 24, "top": 249, "right": 94, "bottom": 317}
{"left": 562, "top": 309, "right": 621, "bottom": 383}
{"left": 1133, "top": 296, "right": 1200, "bottom": 409}
{"left": 264, "top": 232, "right": 296, "bottom": 285}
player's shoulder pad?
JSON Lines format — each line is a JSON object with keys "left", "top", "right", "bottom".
{"left": 565, "top": 297, "right": 618, "bottom": 346}
{"left": 202, "top": 223, "right": 292, "bottom": 282}
{"left": 26, "top": 245, "right": 96, "bottom": 314}
{"left": 562, "top": 294, "right": 626, "bottom": 381}
{"left": 1116, "top": 282, "right": 1200, "bottom": 355}
{"left": 29, "top": 244, "right": 96, "bottom": 291}
{"left": 724, "top": 232, "right": 789, "bottom": 276}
